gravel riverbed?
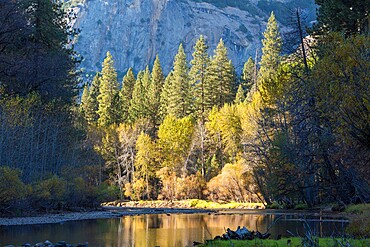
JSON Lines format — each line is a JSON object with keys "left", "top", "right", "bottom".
{"left": 0, "top": 207, "right": 215, "bottom": 226}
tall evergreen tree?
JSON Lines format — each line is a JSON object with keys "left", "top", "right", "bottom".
{"left": 129, "top": 70, "right": 148, "bottom": 121}
{"left": 84, "top": 73, "right": 101, "bottom": 125}
{"left": 167, "top": 44, "right": 192, "bottom": 118}
{"left": 241, "top": 57, "right": 255, "bottom": 95}
{"left": 190, "top": 35, "right": 211, "bottom": 121}
{"left": 314, "top": 0, "right": 369, "bottom": 35}
{"left": 97, "top": 51, "right": 119, "bottom": 127}
{"left": 0, "top": 0, "right": 78, "bottom": 103}
{"left": 148, "top": 56, "right": 165, "bottom": 129}
{"left": 121, "top": 68, "right": 136, "bottom": 123}
{"left": 159, "top": 72, "right": 174, "bottom": 119}
{"left": 234, "top": 84, "right": 245, "bottom": 104}
{"left": 80, "top": 84, "right": 90, "bottom": 116}
{"left": 259, "top": 12, "right": 282, "bottom": 84}
{"left": 259, "top": 12, "right": 282, "bottom": 104}
{"left": 207, "top": 39, "right": 235, "bottom": 109}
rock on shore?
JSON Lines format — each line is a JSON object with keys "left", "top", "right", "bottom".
{"left": 4, "top": 240, "right": 87, "bottom": 247}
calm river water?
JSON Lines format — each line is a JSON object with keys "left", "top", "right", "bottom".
{"left": 0, "top": 210, "right": 348, "bottom": 247}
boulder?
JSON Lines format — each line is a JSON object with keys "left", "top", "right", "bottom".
{"left": 44, "top": 240, "right": 53, "bottom": 246}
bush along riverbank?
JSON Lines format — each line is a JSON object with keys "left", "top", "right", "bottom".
{"left": 344, "top": 204, "right": 370, "bottom": 237}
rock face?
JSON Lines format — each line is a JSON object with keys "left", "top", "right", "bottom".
{"left": 73, "top": 0, "right": 316, "bottom": 74}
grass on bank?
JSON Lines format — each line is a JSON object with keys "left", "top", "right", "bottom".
{"left": 345, "top": 204, "right": 370, "bottom": 237}
{"left": 199, "top": 237, "right": 370, "bottom": 247}
{"left": 186, "top": 199, "right": 264, "bottom": 209}
{"left": 103, "top": 199, "right": 265, "bottom": 209}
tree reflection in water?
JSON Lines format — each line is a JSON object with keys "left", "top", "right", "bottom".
{"left": 0, "top": 212, "right": 348, "bottom": 247}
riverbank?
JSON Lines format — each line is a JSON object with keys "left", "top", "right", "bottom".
{"left": 0, "top": 207, "right": 215, "bottom": 226}
{"left": 199, "top": 238, "right": 370, "bottom": 247}
{"left": 102, "top": 199, "right": 265, "bottom": 209}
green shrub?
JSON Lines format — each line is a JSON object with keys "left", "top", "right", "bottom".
{"left": 97, "top": 183, "right": 120, "bottom": 202}
{"left": 345, "top": 204, "right": 370, "bottom": 237}
{"left": 266, "top": 201, "right": 281, "bottom": 209}
{"left": 0, "top": 167, "right": 27, "bottom": 211}
{"left": 294, "top": 203, "right": 309, "bottom": 210}
{"left": 189, "top": 199, "right": 200, "bottom": 207}
{"left": 345, "top": 204, "right": 370, "bottom": 214}
{"left": 32, "top": 176, "right": 67, "bottom": 210}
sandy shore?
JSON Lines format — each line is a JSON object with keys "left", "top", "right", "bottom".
{"left": 0, "top": 207, "right": 215, "bottom": 226}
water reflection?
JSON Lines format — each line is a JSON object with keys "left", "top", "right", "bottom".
{"left": 0, "top": 212, "right": 348, "bottom": 247}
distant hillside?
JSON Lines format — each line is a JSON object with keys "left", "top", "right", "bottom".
{"left": 70, "top": 0, "right": 316, "bottom": 76}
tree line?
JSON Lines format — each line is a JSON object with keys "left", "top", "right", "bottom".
{"left": 0, "top": 0, "right": 368, "bottom": 214}
{"left": 0, "top": 0, "right": 112, "bottom": 215}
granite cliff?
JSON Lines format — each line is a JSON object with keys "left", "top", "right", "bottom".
{"left": 71, "top": 0, "right": 316, "bottom": 75}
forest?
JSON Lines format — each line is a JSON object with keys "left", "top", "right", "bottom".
{"left": 0, "top": 0, "right": 369, "bottom": 215}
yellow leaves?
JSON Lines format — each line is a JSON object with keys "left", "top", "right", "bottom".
{"left": 0, "top": 167, "right": 27, "bottom": 204}
{"left": 312, "top": 33, "right": 370, "bottom": 145}
{"left": 135, "top": 132, "right": 155, "bottom": 178}
{"left": 0, "top": 93, "right": 42, "bottom": 127}
{"left": 206, "top": 104, "right": 243, "bottom": 158}
{"left": 157, "top": 115, "right": 195, "bottom": 171}
{"left": 207, "top": 158, "right": 252, "bottom": 202}
{"left": 238, "top": 93, "right": 261, "bottom": 139}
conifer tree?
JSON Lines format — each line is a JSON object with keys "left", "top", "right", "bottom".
{"left": 141, "top": 66, "right": 152, "bottom": 117}
{"left": 259, "top": 12, "right": 282, "bottom": 85}
{"left": 190, "top": 35, "right": 211, "bottom": 121}
{"left": 159, "top": 72, "right": 174, "bottom": 119}
{"left": 241, "top": 57, "right": 255, "bottom": 94}
{"left": 129, "top": 69, "right": 150, "bottom": 121}
{"left": 234, "top": 84, "right": 245, "bottom": 104}
{"left": 314, "top": 0, "right": 369, "bottom": 35}
{"left": 259, "top": 12, "right": 282, "bottom": 104}
{"left": 207, "top": 39, "right": 235, "bottom": 109}
{"left": 84, "top": 73, "right": 101, "bottom": 125}
{"left": 121, "top": 68, "right": 136, "bottom": 123}
{"left": 141, "top": 66, "right": 152, "bottom": 93}
{"left": 148, "top": 56, "right": 165, "bottom": 129}
{"left": 97, "top": 51, "right": 119, "bottom": 127}
{"left": 0, "top": 0, "right": 78, "bottom": 104}
{"left": 129, "top": 70, "right": 143, "bottom": 121}
{"left": 80, "top": 84, "right": 90, "bottom": 116}
{"left": 167, "top": 44, "right": 193, "bottom": 118}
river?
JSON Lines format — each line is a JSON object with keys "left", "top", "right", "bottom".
{"left": 0, "top": 210, "right": 348, "bottom": 247}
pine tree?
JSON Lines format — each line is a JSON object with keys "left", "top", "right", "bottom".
{"left": 0, "top": 0, "right": 78, "bottom": 103}
{"left": 259, "top": 12, "right": 282, "bottom": 85}
{"left": 241, "top": 57, "right": 255, "bottom": 94}
{"left": 84, "top": 73, "right": 101, "bottom": 125}
{"left": 207, "top": 39, "right": 235, "bottom": 109}
{"left": 121, "top": 68, "right": 136, "bottom": 123}
{"left": 167, "top": 44, "right": 193, "bottom": 118}
{"left": 129, "top": 69, "right": 150, "bottom": 121}
{"left": 97, "top": 51, "right": 119, "bottom": 127}
{"left": 148, "top": 56, "right": 165, "bottom": 129}
{"left": 189, "top": 35, "right": 210, "bottom": 121}
{"left": 80, "top": 84, "right": 90, "bottom": 116}
{"left": 234, "top": 84, "right": 245, "bottom": 104}
{"left": 314, "top": 0, "right": 369, "bottom": 35}
{"left": 159, "top": 72, "right": 174, "bottom": 119}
